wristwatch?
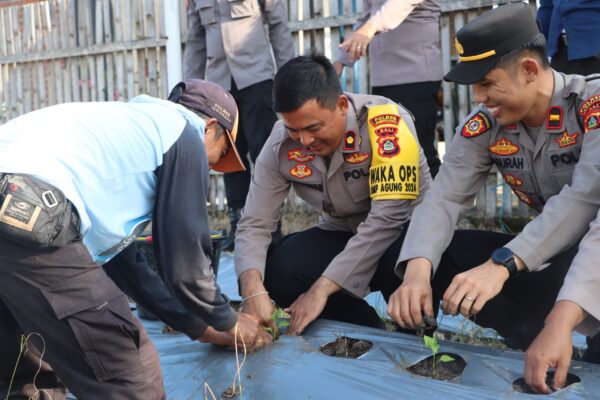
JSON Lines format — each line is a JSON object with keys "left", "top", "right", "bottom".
{"left": 491, "top": 247, "right": 518, "bottom": 277}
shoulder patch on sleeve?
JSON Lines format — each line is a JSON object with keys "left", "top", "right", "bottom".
{"left": 584, "top": 109, "right": 600, "bottom": 133}
{"left": 578, "top": 94, "right": 600, "bottom": 116}
{"left": 461, "top": 111, "right": 491, "bottom": 138}
{"left": 367, "top": 103, "right": 419, "bottom": 201}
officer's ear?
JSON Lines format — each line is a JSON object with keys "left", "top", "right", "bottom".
{"left": 520, "top": 57, "right": 540, "bottom": 83}
{"left": 336, "top": 95, "right": 349, "bottom": 115}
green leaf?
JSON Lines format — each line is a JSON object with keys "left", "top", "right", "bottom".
{"left": 423, "top": 335, "right": 436, "bottom": 349}
{"left": 278, "top": 320, "right": 290, "bottom": 328}
{"left": 439, "top": 354, "right": 455, "bottom": 363}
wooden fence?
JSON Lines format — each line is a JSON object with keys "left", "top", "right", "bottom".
{"left": 0, "top": 0, "right": 536, "bottom": 223}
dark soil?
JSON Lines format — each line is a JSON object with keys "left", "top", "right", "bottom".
{"left": 512, "top": 372, "right": 581, "bottom": 394}
{"left": 320, "top": 336, "right": 373, "bottom": 359}
{"left": 406, "top": 353, "right": 466, "bottom": 381}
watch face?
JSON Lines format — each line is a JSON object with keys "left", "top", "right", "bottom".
{"left": 492, "top": 247, "right": 513, "bottom": 264}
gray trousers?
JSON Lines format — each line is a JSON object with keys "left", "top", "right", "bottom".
{"left": 0, "top": 237, "right": 165, "bottom": 400}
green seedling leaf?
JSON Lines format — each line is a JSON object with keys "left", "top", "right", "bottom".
{"left": 423, "top": 335, "right": 436, "bottom": 349}
{"left": 439, "top": 354, "right": 455, "bottom": 363}
{"left": 424, "top": 335, "right": 440, "bottom": 354}
{"left": 278, "top": 320, "right": 290, "bottom": 328}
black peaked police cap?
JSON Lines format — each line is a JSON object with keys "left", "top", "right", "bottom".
{"left": 444, "top": 2, "right": 541, "bottom": 85}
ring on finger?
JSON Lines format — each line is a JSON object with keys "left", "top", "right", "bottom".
{"left": 464, "top": 295, "right": 476, "bottom": 302}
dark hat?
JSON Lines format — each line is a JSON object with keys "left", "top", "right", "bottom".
{"left": 167, "top": 79, "right": 245, "bottom": 173}
{"left": 444, "top": 2, "right": 541, "bottom": 85}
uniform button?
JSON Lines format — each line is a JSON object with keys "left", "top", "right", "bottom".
{"left": 353, "top": 282, "right": 360, "bottom": 289}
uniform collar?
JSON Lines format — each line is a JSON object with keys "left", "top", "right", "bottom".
{"left": 324, "top": 98, "right": 361, "bottom": 179}
{"left": 531, "top": 70, "right": 566, "bottom": 155}
{"left": 516, "top": 70, "right": 565, "bottom": 156}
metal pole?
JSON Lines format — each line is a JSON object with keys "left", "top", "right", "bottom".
{"left": 164, "top": 0, "right": 183, "bottom": 91}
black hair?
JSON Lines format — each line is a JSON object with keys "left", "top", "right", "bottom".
{"left": 495, "top": 33, "right": 550, "bottom": 71}
{"left": 273, "top": 51, "right": 342, "bottom": 113}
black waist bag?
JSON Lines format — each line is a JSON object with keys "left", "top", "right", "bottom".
{"left": 0, "top": 174, "right": 79, "bottom": 249}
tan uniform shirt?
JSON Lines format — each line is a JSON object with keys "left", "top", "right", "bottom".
{"left": 184, "top": 0, "right": 294, "bottom": 90}
{"left": 557, "top": 208, "right": 600, "bottom": 337}
{"left": 398, "top": 71, "right": 600, "bottom": 276}
{"left": 235, "top": 93, "right": 432, "bottom": 297}
{"left": 557, "top": 74, "right": 600, "bottom": 336}
{"left": 336, "top": 0, "right": 442, "bottom": 86}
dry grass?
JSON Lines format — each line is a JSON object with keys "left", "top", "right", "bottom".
{"left": 208, "top": 209, "right": 320, "bottom": 236}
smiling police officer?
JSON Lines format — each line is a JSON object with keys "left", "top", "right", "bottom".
{"left": 234, "top": 53, "right": 432, "bottom": 336}
{"left": 386, "top": 1, "right": 600, "bottom": 391}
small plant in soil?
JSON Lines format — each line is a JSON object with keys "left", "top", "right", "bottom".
{"left": 406, "top": 335, "right": 467, "bottom": 381}
{"left": 320, "top": 336, "right": 373, "bottom": 359}
{"left": 423, "top": 335, "right": 455, "bottom": 379}
{"left": 263, "top": 308, "right": 290, "bottom": 341}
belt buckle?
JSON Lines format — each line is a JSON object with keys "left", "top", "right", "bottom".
{"left": 42, "top": 190, "right": 58, "bottom": 208}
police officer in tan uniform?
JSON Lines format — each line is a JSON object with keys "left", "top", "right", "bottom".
{"left": 184, "top": 0, "right": 294, "bottom": 250}
{"left": 234, "top": 54, "right": 431, "bottom": 335}
{"left": 334, "top": 0, "right": 443, "bottom": 176}
{"left": 385, "top": 2, "right": 600, "bottom": 389}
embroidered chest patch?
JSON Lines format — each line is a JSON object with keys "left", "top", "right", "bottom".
{"left": 503, "top": 173, "right": 523, "bottom": 187}
{"left": 555, "top": 130, "right": 579, "bottom": 148}
{"left": 489, "top": 137, "right": 520, "bottom": 156}
{"left": 290, "top": 164, "right": 313, "bottom": 179}
{"left": 288, "top": 148, "right": 315, "bottom": 162}
{"left": 344, "top": 153, "right": 370, "bottom": 164}
{"left": 462, "top": 112, "right": 491, "bottom": 138}
{"left": 513, "top": 189, "right": 532, "bottom": 205}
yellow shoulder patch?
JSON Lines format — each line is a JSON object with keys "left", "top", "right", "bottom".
{"left": 367, "top": 103, "right": 419, "bottom": 200}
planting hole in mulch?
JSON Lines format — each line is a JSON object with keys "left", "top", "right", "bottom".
{"left": 320, "top": 336, "right": 373, "bottom": 359}
{"left": 406, "top": 353, "right": 466, "bottom": 381}
{"left": 512, "top": 372, "right": 581, "bottom": 394}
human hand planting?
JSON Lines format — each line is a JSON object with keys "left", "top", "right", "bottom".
{"left": 525, "top": 301, "right": 585, "bottom": 394}
{"left": 286, "top": 277, "right": 340, "bottom": 335}
{"left": 198, "top": 326, "right": 233, "bottom": 347}
{"left": 239, "top": 269, "right": 278, "bottom": 336}
{"left": 388, "top": 257, "right": 435, "bottom": 329}
{"left": 441, "top": 260, "right": 509, "bottom": 317}
{"left": 226, "top": 313, "right": 272, "bottom": 351}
